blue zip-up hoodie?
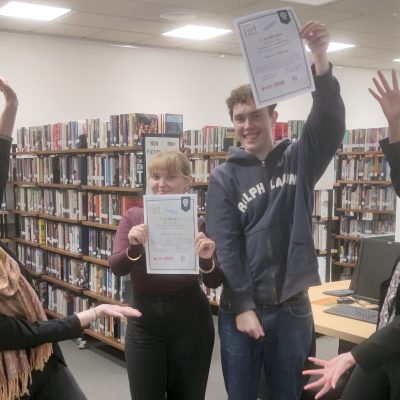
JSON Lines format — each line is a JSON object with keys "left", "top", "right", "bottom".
{"left": 205, "top": 66, "right": 345, "bottom": 315}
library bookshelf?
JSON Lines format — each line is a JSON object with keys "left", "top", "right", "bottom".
{"left": 332, "top": 129, "right": 396, "bottom": 280}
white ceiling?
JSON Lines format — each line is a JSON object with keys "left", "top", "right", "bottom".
{"left": 1, "top": 0, "right": 400, "bottom": 70}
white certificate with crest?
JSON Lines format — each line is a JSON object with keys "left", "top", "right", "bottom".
{"left": 144, "top": 194, "right": 198, "bottom": 274}
{"left": 234, "top": 7, "right": 315, "bottom": 108}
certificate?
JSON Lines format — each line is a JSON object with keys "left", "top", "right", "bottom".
{"left": 143, "top": 194, "right": 198, "bottom": 274}
{"left": 234, "top": 7, "right": 315, "bottom": 108}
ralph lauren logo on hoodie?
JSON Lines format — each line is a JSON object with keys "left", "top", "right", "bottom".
{"left": 270, "top": 173, "right": 297, "bottom": 190}
{"left": 238, "top": 183, "right": 266, "bottom": 212}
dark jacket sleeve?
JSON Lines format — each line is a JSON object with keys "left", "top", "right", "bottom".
{"left": 350, "top": 139, "right": 400, "bottom": 371}
{"left": 0, "top": 137, "right": 12, "bottom": 201}
{"left": 351, "top": 315, "right": 400, "bottom": 372}
{"left": 0, "top": 314, "right": 82, "bottom": 351}
{"left": 380, "top": 138, "right": 400, "bottom": 197}
{"left": 298, "top": 64, "right": 346, "bottom": 186}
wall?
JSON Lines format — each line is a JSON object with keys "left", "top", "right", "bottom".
{"left": 0, "top": 31, "right": 392, "bottom": 134}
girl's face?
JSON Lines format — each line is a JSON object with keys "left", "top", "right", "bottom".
{"left": 149, "top": 169, "right": 191, "bottom": 195}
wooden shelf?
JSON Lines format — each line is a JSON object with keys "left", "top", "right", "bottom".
{"left": 336, "top": 180, "right": 391, "bottom": 185}
{"left": 83, "top": 290, "right": 126, "bottom": 306}
{"left": 37, "top": 182, "right": 80, "bottom": 189}
{"left": 39, "top": 213, "right": 82, "bottom": 224}
{"left": 82, "top": 221, "right": 118, "bottom": 231}
{"left": 333, "top": 261, "right": 356, "bottom": 269}
{"left": 0, "top": 210, "right": 9, "bottom": 215}
{"left": 317, "top": 249, "right": 338, "bottom": 255}
{"left": 12, "top": 182, "right": 37, "bottom": 187}
{"left": 81, "top": 185, "right": 143, "bottom": 193}
{"left": 41, "top": 275, "right": 84, "bottom": 293}
{"left": 189, "top": 181, "right": 209, "bottom": 187}
{"left": 24, "top": 268, "right": 43, "bottom": 278}
{"left": 82, "top": 256, "right": 109, "bottom": 267}
{"left": 13, "top": 237, "right": 40, "bottom": 247}
{"left": 13, "top": 209, "right": 39, "bottom": 217}
{"left": 83, "top": 328, "right": 125, "bottom": 351}
{"left": 184, "top": 150, "right": 227, "bottom": 158}
{"left": 336, "top": 207, "right": 395, "bottom": 215}
{"left": 337, "top": 150, "right": 384, "bottom": 157}
{"left": 40, "top": 244, "right": 83, "bottom": 258}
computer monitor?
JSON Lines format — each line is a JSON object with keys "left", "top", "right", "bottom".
{"left": 350, "top": 236, "right": 400, "bottom": 304}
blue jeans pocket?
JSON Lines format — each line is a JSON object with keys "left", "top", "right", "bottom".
{"left": 287, "top": 295, "right": 312, "bottom": 318}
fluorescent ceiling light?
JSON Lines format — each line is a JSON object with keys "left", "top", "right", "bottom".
{"left": 0, "top": 1, "right": 71, "bottom": 21}
{"left": 306, "top": 42, "right": 355, "bottom": 53}
{"left": 163, "top": 25, "right": 231, "bottom": 40}
{"left": 394, "top": 58, "right": 400, "bottom": 63}
{"left": 279, "top": 0, "right": 338, "bottom": 5}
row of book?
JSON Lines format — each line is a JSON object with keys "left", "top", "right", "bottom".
{"left": 182, "top": 126, "right": 236, "bottom": 154}
{"left": 313, "top": 189, "right": 334, "bottom": 218}
{"left": 12, "top": 152, "right": 144, "bottom": 188}
{"left": 189, "top": 157, "right": 225, "bottom": 183}
{"left": 338, "top": 155, "right": 391, "bottom": 181}
{"left": 271, "top": 120, "right": 305, "bottom": 142}
{"left": 15, "top": 188, "right": 142, "bottom": 224}
{"left": 341, "top": 127, "right": 388, "bottom": 152}
{"left": 337, "top": 240, "right": 360, "bottom": 264}
{"left": 16, "top": 113, "right": 183, "bottom": 152}
{"left": 19, "top": 216, "right": 88, "bottom": 254}
{"left": 86, "top": 153, "right": 143, "bottom": 188}
{"left": 18, "top": 244, "right": 131, "bottom": 303}
{"left": 312, "top": 222, "right": 329, "bottom": 251}
{"left": 339, "top": 185, "right": 395, "bottom": 211}
{"left": 47, "top": 285, "right": 90, "bottom": 317}
{"left": 31, "top": 279, "right": 128, "bottom": 344}
{"left": 338, "top": 214, "right": 395, "bottom": 237}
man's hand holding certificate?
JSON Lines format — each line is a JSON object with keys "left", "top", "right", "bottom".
{"left": 144, "top": 194, "right": 199, "bottom": 274}
{"left": 234, "top": 7, "right": 315, "bottom": 108}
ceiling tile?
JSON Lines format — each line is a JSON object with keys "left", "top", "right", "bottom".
{"left": 33, "top": 23, "right": 99, "bottom": 38}
{"left": 113, "top": 19, "right": 177, "bottom": 35}
{"left": 57, "top": 11, "right": 132, "bottom": 29}
{"left": 88, "top": 29, "right": 152, "bottom": 43}
{"left": 0, "top": 17, "right": 45, "bottom": 31}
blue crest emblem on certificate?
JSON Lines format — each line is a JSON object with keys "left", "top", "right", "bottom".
{"left": 181, "top": 196, "right": 191, "bottom": 212}
{"left": 278, "top": 10, "right": 290, "bottom": 24}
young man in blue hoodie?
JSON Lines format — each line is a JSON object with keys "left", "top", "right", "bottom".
{"left": 205, "top": 21, "right": 346, "bottom": 400}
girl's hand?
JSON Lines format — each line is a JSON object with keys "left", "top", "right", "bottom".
{"left": 128, "top": 224, "right": 148, "bottom": 245}
{"left": 195, "top": 232, "right": 215, "bottom": 259}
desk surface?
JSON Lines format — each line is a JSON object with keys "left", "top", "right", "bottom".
{"left": 309, "top": 280, "right": 376, "bottom": 344}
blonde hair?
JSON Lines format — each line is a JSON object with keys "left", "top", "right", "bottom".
{"left": 226, "top": 84, "right": 277, "bottom": 121}
{"left": 148, "top": 149, "right": 191, "bottom": 177}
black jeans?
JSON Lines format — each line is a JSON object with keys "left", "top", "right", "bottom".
{"left": 125, "top": 285, "right": 214, "bottom": 400}
{"left": 22, "top": 353, "right": 87, "bottom": 399}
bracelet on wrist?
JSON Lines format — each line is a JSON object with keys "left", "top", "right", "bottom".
{"left": 126, "top": 247, "right": 143, "bottom": 262}
{"left": 199, "top": 260, "right": 216, "bottom": 274}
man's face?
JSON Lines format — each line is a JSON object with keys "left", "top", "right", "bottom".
{"left": 232, "top": 98, "right": 276, "bottom": 159}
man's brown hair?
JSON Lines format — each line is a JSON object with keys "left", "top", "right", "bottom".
{"left": 226, "top": 84, "right": 277, "bottom": 121}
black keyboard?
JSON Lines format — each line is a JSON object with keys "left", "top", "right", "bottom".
{"left": 323, "top": 289, "right": 353, "bottom": 297}
{"left": 324, "top": 304, "right": 378, "bottom": 324}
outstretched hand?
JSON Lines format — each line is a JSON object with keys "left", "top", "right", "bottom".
{"left": 0, "top": 76, "right": 18, "bottom": 138}
{"left": 300, "top": 21, "right": 330, "bottom": 75}
{"left": 95, "top": 304, "right": 142, "bottom": 319}
{"left": 369, "top": 70, "right": 400, "bottom": 142}
{"left": 0, "top": 76, "right": 17, "bottom": 104}
{"left": 303, "top": 353, "right": 356, "bottom": 399}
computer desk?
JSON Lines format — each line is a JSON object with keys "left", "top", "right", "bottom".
{"left": 309, "top": 280, "right": 376, "bottom": 345}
